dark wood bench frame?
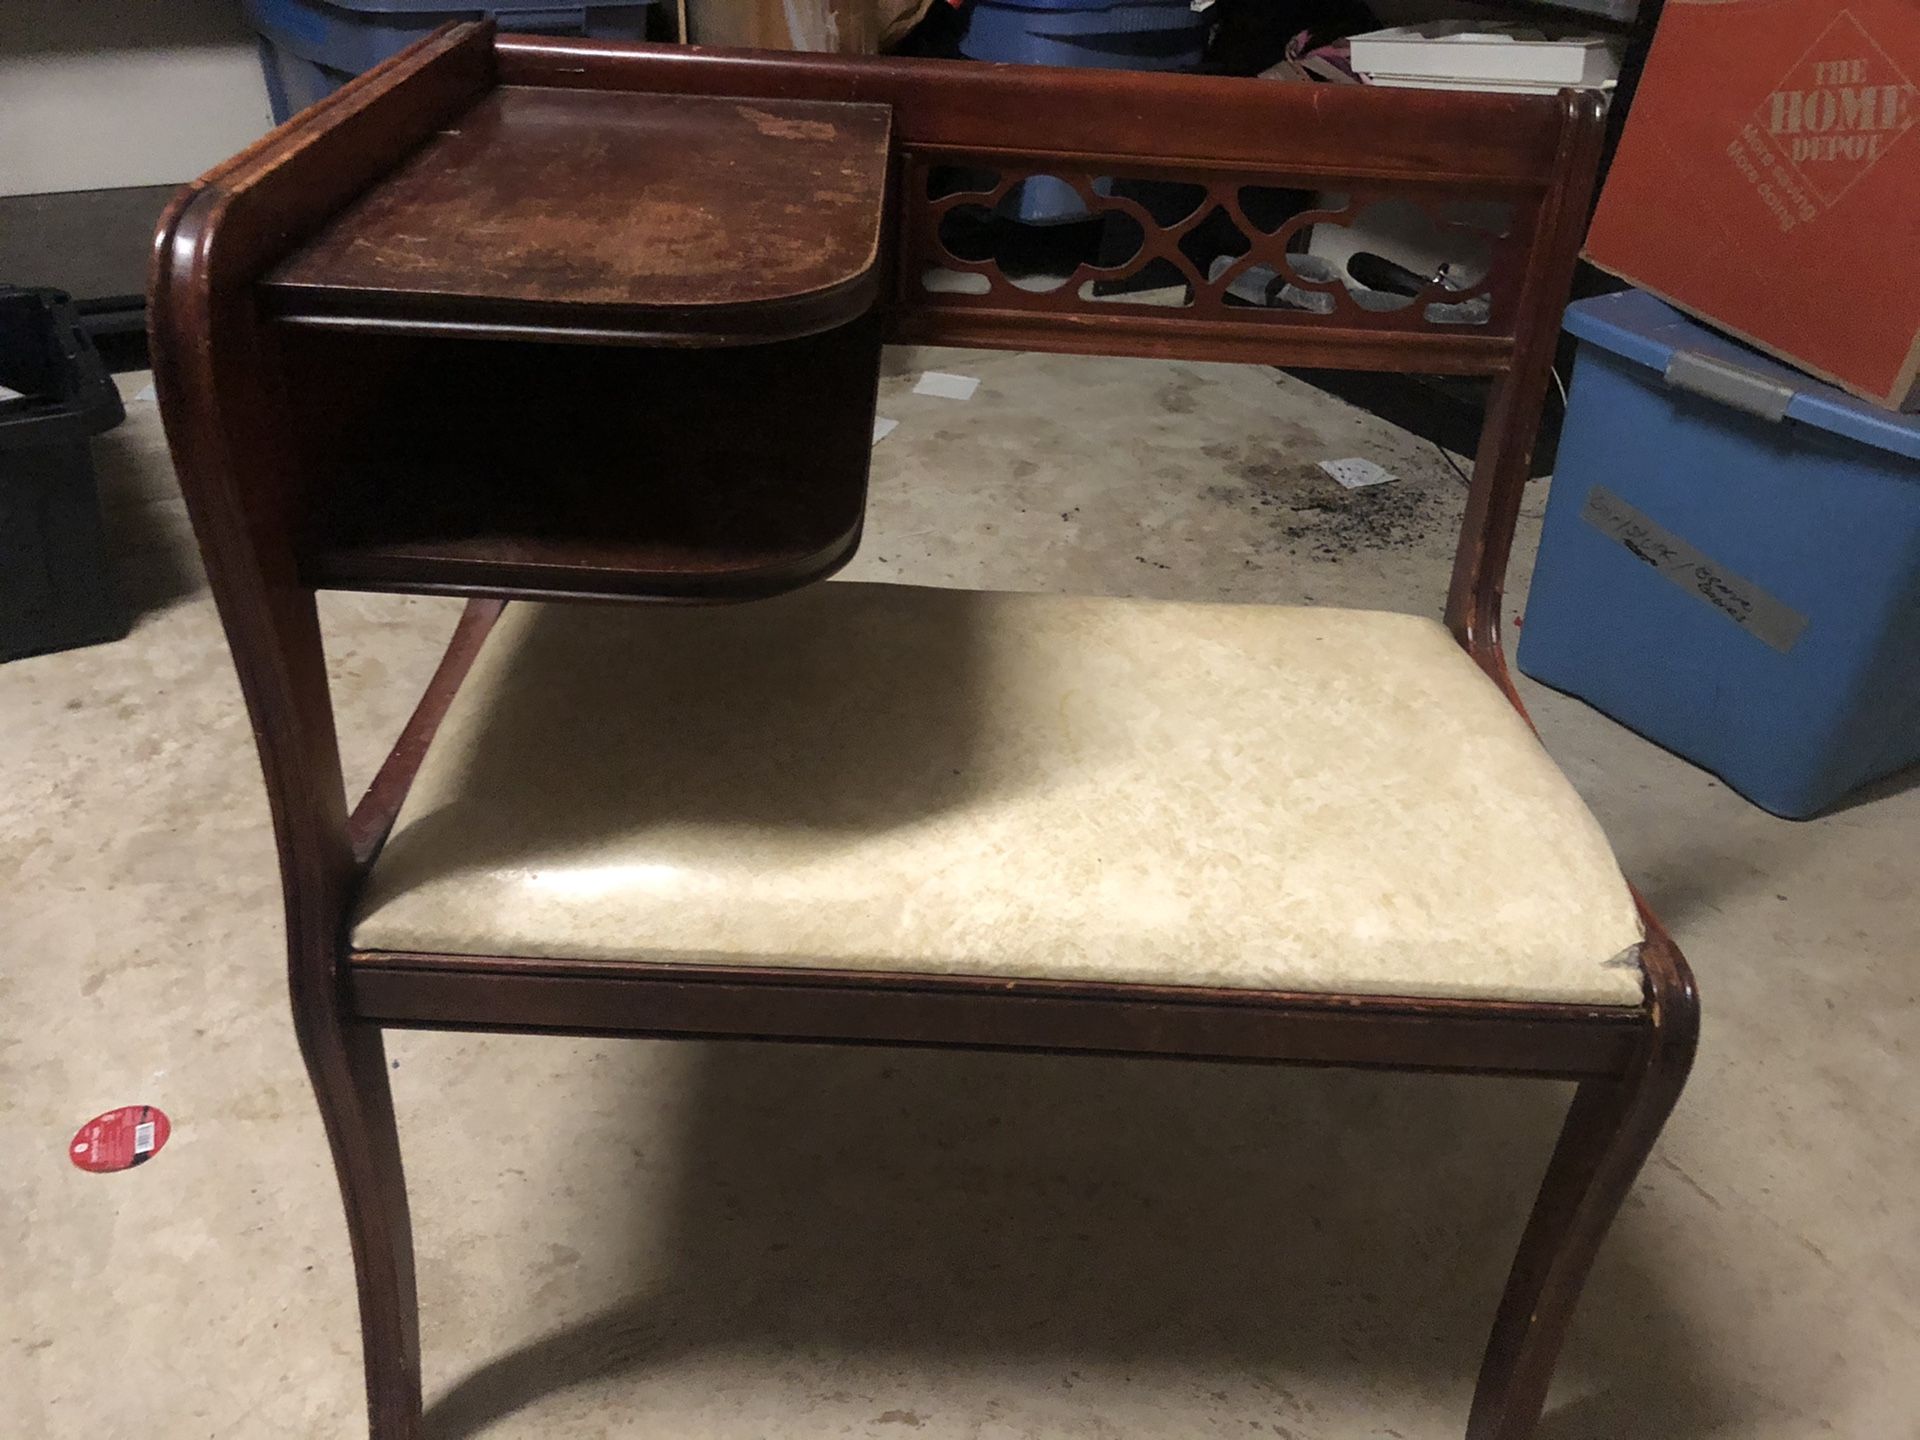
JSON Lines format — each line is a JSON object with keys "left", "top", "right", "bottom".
{"left": 150, "top": 24, "right": 1697, "bottom": 1440}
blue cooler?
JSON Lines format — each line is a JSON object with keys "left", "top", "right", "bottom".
{"left": 244, "top": 0, "right": 655, "bottom": 124}
{"left": 1518, "top": 290, "right": 1920, "bottom": 819}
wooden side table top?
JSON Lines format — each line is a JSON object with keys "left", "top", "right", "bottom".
{"left": 262, "top": 86, "right": 893, "bottom": 344}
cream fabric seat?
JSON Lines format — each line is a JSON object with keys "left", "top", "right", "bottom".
{"left": 354, "top": 582, "right": 1646, "bottom": 1006}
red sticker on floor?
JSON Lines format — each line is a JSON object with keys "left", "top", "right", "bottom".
{"left": 70, "top": 1105, "right": 170, "bottom": 1173}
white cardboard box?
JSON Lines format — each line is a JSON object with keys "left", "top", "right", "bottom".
{"left": 1349, "top": 23, "right": 1621, "bottom": 89}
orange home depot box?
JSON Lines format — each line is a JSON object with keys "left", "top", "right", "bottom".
{"left": 1585, "top": 0, "right": 1920, "bottom": 411}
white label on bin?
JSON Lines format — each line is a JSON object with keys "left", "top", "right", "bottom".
{"left": 1579, "top": 485, "right": 1809, "bottom": 654}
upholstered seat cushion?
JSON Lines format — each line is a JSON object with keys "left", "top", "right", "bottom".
{"left": 353, "top": 583, "right": 1647, "bottom": 1006}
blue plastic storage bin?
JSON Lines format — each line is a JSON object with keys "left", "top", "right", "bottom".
{"left": 1517, "top": 290, "right": 1920, "bottom": 819}
{"left": 243, "top": 0, "right": 654, "bottom": 123}
{"left": 985, "top": 0, "right": 1155, "bottom": 10}
{"left": 959, "top": 0, "right": 1205, "bottom": 222}
{"left": 980, "top": 0, "right": 1208, "bottom": 36}
{"left": 958, "top": 1, "right": 1205, "bottom": 73}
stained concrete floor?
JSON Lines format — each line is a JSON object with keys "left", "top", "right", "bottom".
{"left": 4, "top": 351, "right": 1916, "bottom": 1440}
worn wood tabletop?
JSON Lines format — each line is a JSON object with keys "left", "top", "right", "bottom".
{"left": 263, "top": 85, "right": 893, "bottom": 341}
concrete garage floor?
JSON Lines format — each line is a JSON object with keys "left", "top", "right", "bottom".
{"left": 4, "top": 350, "right": 1915, "bottom": 1439}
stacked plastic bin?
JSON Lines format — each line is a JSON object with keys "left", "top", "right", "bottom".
{"left": 244, "top": 0, "right": 655, "bottom": 123}
{"left": 0, "top": 289, "right": 127, "bottom": 661}
{"left": 959, "top": 0, "right": 1208, "bottom": 70}
{"left": 1519, "top": 291, "right": 1920, "bottom": 818}
{"left": 958, "top": 0, "right": 1209, "bottom": 222}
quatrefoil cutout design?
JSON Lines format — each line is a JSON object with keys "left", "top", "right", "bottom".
{"left": 917, "top": 162, "right": 1515, "bottom": 330}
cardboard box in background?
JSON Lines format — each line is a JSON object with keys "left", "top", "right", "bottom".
{"left": 1585, "top": 0, "right": 1920, "bottom": 411}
